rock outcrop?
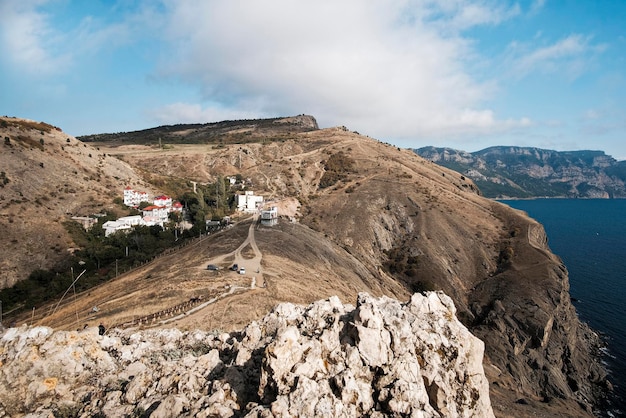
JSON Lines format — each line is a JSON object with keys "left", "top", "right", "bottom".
{"left": 0, "top": 293, "right": 493, "bottom": 417}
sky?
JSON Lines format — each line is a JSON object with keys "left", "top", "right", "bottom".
{"left": 1, "top": 0, "right": 626, "bottom": 159}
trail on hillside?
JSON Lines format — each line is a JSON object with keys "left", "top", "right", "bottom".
{"left": 205, "top": 213, "right": 264, "bottom": 287}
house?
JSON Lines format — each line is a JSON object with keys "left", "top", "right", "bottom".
{"left": 102, "top": 215, "right": 144, "bottom": 237}
{"left": 171, "top": 201, "right": 183, "bottom": 212}
{"left": 123, "top": 187, "right": 150, "bottom": 207}
{"left": 261, "top": 206, "right": 278, "bottom": 220}
{"left": 236, "top": 191, "right": 263, "bottom": 212}
{"left": 153, "top": 195, "right": 172, "bottom": 208}
{"left": 142, "top": 205, "right": 169, "bottom": 223}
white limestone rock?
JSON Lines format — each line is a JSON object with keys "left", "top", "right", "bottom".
{"left": 0, "top": 292, "right": 494, "bottom": 417}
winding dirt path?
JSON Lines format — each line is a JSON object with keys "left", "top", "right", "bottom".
{"left": 206, "top": 213, "right": 264, "bottom": 287}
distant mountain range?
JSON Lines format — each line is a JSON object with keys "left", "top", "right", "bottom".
{"left": 415, "top": 146, "right": 626, "bottom": 198}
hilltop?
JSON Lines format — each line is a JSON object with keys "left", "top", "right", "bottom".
{"left": 416, "top": 145, "right": 626, "bottom": 198}
{"left": 78, "top": 114, "right": 319, "bottom": 145}
{"left": 1, "top": 116, "right": 611, "bottom": 416}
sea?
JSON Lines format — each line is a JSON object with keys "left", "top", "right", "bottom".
{"left": 501, "top": 199, "right": 626, "bottom": 417}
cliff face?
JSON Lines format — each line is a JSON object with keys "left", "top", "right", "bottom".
{"left": 415, "top": 145, "right": 626, "bottom": 198}
{"left": 468, "top": 204, "right": 608, "bottom": 416}
{"left": 0, "top": 293, "right": 493, "bottom": 418}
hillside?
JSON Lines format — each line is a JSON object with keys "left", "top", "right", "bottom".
{"left": 0, "top": 117, "right": 155, "bottom": 289}
{"left": 3, "top": 120, "right": 610, "bottom": 417}
{"left": 416, "top": 145, "right": 626, "bottom": 198}
{"left": 78, "top": 114, "right": 319, "bottom": 145}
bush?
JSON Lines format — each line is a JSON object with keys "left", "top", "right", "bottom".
{"left": 319, "top": 152, "right": 355, "bottom": 189}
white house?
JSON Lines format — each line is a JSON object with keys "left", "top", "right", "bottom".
{"left": 153, "top": 195, "right": 172, "bottom": 208}
{"left": 237, "top": 191, "right": 263, "bottom": 212}
{"left": 142, "top": 205, "right": 170, "bottom": 223}
{"left": 102, "top": 215, "right": 144, "bottom": 237}
{"left": 171, "top": 201, "right": 183, "bottom": 212}
{"left": 261, "top": 206, "right": 278, "bottom": 220}
{"left": 123, "top": 187, "right": 150, "bottom": 207}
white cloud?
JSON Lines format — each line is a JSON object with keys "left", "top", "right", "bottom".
{"left": 149, "top": 102, "right": 261, "bottom": 125}
{"left": 505, "top": 34, "right": 606, "bottom": 80}
{"left": 423, "top": 0, "right": 521, "bottom": 32}
{"left": 154, "top": 0, "right": 528, "bottom": 141}
{"left": 529, "top": 0, "right": 546, "bottom": 15}
{"left": 0, "top": 0, "right": 148, "bottom": 76}
{"left": 0, "top": 0, "right": 69, "bottom": 75}
{"left": 584, "top": 109, "right": 600, "bottom": 120}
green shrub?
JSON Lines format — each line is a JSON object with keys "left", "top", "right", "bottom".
{"left": 319, "top": 151, "right": 355, "bottom": 189}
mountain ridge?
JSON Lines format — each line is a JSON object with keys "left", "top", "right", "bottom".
{"left": 77, "top": 114, "right": 319, "bottom": 145}
{"left": 415, "top": 145, "right": 626, "bottom": 198}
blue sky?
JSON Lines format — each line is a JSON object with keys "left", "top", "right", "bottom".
{"left": 1, "top": 1, "right": 626, "bottom": 159}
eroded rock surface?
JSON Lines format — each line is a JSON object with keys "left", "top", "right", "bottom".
{"left": 0, "top": 292, "right": 493, "bottom": 417}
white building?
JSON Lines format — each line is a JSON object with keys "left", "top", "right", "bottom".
{"left": 153, "top": 195, "right": 172, "bottom": 208}
{"left": 142, "top": 205, "right": 170, "bottom": 223}
{"left": 237, "top": 191, "right": 264, "bottom": 212}
{"left": 261, "top": 206, "right": 278, "bottom": 220}
{"left": 102, "top": 215, "right": 144, "bottom": 237}
{"left": 123, "top": 187, "right": 150, "bottom": 207}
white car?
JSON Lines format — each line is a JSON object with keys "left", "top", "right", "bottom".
{"left": 239, "top": 267, "right": 246, "bottom": 275}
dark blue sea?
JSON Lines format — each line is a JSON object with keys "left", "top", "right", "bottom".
{"left": 501, "top": 199, "right": 626, "bottom": 417}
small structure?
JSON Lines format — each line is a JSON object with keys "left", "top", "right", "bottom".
{"left": 237, "top": 191, "right": 263, "bottom": 212}
{"left": 261, "top": 206, "right": 278, "bottom": 220}
{"left": 171, "top": 201, "right": 183, "bottom": 212}
{"left": 206, "top": 220, "right": 221, "bottom": 230}
{"left": 71, "top": 216, "right": 97, "bottom": 230}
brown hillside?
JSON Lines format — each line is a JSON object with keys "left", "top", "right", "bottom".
{"left": 7, "top": 122, "right": 608, "bottom": 417}
{"left": 0, "top": 117, "right": 154, "bottom": 288}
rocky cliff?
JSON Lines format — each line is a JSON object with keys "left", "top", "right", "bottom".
{"left": 415, "top": 145, "right": 626, "bottom": 198}
{"left": 0, "top": 293, "right": 494, "bottom": 418}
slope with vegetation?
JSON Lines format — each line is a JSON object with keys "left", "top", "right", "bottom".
{"left": 0, "top": 116, "right": 612, "bottom": 417}
{"left": 0, "top": 116, "right": 157, "bottom": 290}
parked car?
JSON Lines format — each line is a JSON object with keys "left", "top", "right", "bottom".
{"left": 207, "top": 264, "right": 219, "bottom": 271}
{"left": 239, "top": 267, "right": 246, "bottom": 275}
{"left": 231, "top": 264, "right": 238, "bottom": 271}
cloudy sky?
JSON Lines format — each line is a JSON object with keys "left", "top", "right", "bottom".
{"left": 1, "top": 1, "right": 625, "bottom": 158}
